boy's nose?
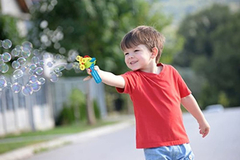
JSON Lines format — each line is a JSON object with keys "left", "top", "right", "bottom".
{"left": 129, "top": 53, "right": 134, "bottom": 58}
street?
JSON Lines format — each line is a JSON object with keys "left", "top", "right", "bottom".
{"left": 26, "top": 107, "right": 240, "bottom": 160}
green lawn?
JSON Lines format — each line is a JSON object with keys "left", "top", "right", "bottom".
{"left": 0, "top": 121, "right": 116, "bottom": 154}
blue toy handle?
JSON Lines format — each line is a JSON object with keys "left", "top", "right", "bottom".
{"left": 90, "top": 65, "right": 102, "bottom": 84}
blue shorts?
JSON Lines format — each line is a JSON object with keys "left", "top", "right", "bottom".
{"left": 144, "top": 143, "right": 194, "bottom": 160}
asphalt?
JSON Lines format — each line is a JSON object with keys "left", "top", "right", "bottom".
{"left": 0, "top": 116, "right": 135, "bottom": 160}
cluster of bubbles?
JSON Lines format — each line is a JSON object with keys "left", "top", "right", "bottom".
{"left": 0, "top": 39, "right": 80, "bottom": 96}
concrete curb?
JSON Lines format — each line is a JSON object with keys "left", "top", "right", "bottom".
{"left": 0, "top": 119, "right": 134, "bottom": 160}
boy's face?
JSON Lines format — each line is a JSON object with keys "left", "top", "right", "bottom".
{"left": 123, "top": 44, "right": 155, "bottom": 71}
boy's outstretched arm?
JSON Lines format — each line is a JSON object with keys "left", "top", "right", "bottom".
{"left": 84, "top": 66, "right": 125, "bottom": 89}
{"left": 181, "top": 94, "right": 210, "bottom": 138}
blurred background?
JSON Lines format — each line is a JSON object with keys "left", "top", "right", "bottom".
{"left": 0, "top": 0, "right": 239, "bottom": 157}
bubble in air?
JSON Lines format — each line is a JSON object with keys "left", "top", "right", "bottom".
{"left": 0, "top": 78, "right": 7, "bottom": 89}
{"left": 38, "top": 60, "right": 44, "bottom": 67}
{"left": 12, "top": 61, "right": 21, "bottom": 69}
{"left": 65, "top": 63, "right": 73, "bottom": 70}
{"left": 13, "top": 69, "right": 24, "bottom": 79}
{"left": 35, "top": 67, "right": 44, "bottom": 75}
{"left": 38, "top": 77, "right": 46, "bottom": 85}
{"left": 17, "top": 57, "right": 27, "bottom": 65}
{"left": 29, "top": 75, "right": 38, "bottom": 83}
{"left": 2, "top": 52, "right": 11, "bottom": 62}
{"left": 11, "top": 48, "right": 21, "bottom": 57}
{"left": 50, "top": 73, "right": 58, "bottom": 82}
{"left": 22, "top": 85, "right": 33, "bottom": 96}
{"left": 2, "top": 39, "right": 12, "bottom": 49}
{"left": 30, "top": 81, "right": 41, "bottom": 92}
{"left": 31, "top": 56, "right": 40, "bottom": 64}
{"left": 54, "top": 65, "right": 66, "bottom": 73}
{"left": 29, "top": 64, "right": 37, "bottom": 70}
{"left": 11, "top": 83, "right": 21, "bottom": 93}
{"left": 32, "top": 49, "right": 41, "bottom": 56}
{"left": 0, "top": 64, "right": 9, "bottom": 73}
{"left": 21, "top": 48, "right": 31, "bottom": 58}
{"left": 22, "top": 41, "right": 33, "bottom": 50}
{"left": 47, "top": 61, "right": 53, "bottom": 67}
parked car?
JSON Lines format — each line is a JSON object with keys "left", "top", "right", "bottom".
{"left": 205, "top": 104, "right": 224, "bottom": 113}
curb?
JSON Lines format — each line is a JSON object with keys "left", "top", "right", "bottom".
{"left": 0, "top": 119, "right": 134, "bottom": 160}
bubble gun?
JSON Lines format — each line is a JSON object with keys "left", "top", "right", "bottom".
{"left": 76, "top": 55, "right": 102, "bottom": 84}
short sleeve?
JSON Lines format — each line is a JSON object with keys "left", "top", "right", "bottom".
{"left": 172, "top": 67, "right": 191, "bottom": 98}
{"left": 116, "top": 71, "right": 137, "bottom": 94}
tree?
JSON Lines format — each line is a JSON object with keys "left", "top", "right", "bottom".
{"left": 28, "top": 0, "right": 173, "bottom": 75}
{"left": 174, "top": 4, "right": 240, "bottom": 107}
{"left": 174, "top": 4, "right": 231, "bottom": 67}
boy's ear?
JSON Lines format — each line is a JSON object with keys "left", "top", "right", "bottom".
{"left": 151, "top": 47, "right": 158, "bottom": 58}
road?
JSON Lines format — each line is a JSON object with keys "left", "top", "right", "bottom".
{"left": 26, "top": 107, "right": 240, "bottom": 160}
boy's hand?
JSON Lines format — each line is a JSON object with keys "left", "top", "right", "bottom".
{"left": 83, "top": 66, "right": 100, "bottom": 81}
{"left": 199, "top": 120, "right": 210, "bottom": 138}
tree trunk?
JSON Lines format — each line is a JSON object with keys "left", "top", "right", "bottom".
{"left": 86, "top": 81, "right": 96, "bottom": 125}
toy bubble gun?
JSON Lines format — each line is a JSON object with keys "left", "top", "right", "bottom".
{"left": 76, "top": 55, "right": 102, "bottom": 84}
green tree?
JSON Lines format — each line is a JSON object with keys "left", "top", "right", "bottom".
{"left": 174, "top": 4, "right": 240, "bottom": 107}
{"left": 28, "top": 0, "right": 173, "bottom": 75}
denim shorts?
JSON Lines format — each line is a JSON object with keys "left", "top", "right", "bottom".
{"left": 144, "top": 143, "right": 194, "bottom": 160}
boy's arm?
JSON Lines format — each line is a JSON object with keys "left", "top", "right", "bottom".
{"left": 84, "top": 66, "right": 125, "bottom": 89}
{"left": 181, "top": 94, "right": 210, "bottom": 138}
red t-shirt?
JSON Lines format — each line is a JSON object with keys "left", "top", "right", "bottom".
{"left": 116, "top": 63, "right": 191, "bottom": 149}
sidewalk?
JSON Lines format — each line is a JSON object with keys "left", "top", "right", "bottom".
{"left": 0, "top": 116, "right": 135, "bottom": 160}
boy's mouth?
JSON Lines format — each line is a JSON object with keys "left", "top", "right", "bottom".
{"left": 130, "top": 61, "right": 138, "bottom": 65}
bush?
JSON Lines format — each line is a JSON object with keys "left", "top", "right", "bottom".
{"left": 56, "top": 88, "right": 101, "bottom": 126}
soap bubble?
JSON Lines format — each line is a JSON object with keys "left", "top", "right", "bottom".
{"left": 22, "top": 41, "right": 33, "bottom": 50}
{"left": 29, "top": 75, "right": 38, "bottom": 83}
{"left": 0, "top": 64, "right": 9, "bottom": 73}
{"left": 11, "top": 83, "right": 21, "bottom": 93}
{"left": 29, "top": 64, "right": 37, "bottom": 70}
{"left": 2, "top": 39, "right": 12, "bottom": 49}
{"left": 50, "top": 73, "right": 58, "bottom": 82}
{"left": 17, "top": 57, "right": 27, "bottom": 65}
{"left": 11, "top": 48, "right": 21, "bottom": 57}
{"left": 21, "top": 48, "right": 31, "bottom": 58}
{"left": 22, "top": 85, "right": 33, "bottom": 96}
{"left": 47, "top": 61, "right": 53, "bottom": 67}
{"left": 65, "top": 63, "right": 73, "bottom": 70}
{"left": 54, "top": 65, "right": 66, "bottom": 73}
{"left": 13, "top": 69, "right": 24, "bottom": 79}
{"left": 0, "top": 78, "right": 7, "bottom": 89}
{"left": 30, "top": 81, "right": 41, "bottom": 92}
{"left": 32, "top": 49, "right": 41, "bottom": 56}
{"left": 31, "top": 56, "right": 40, "bottom": 64}
{"left": 35, "top": 67, "right": 44, "bottom": 75}
{"left": 12, "top": 61, "right": 21, "bottom": 69}
{"left": 2, "top": 52, "right": 11, "bottom": 62}
{"left": 21, "top": 66, "right": 27, "bottom": 72}
{"left": 38, "top": 60, "right": 44, "bottom": 67}
{"left": 38, "top": 77, "right": 46, "bottom": 85}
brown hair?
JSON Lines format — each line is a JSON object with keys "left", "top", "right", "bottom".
{"left": 120, "top": 25, "right": 165, "bottom": 63}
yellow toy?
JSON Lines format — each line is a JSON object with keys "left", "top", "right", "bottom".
{"left": 76, "top": 55, "right": 102, "bottom": 83}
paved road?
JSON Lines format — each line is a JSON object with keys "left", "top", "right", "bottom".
{"left": 26, "top": 107, "right": 240, "bottom": 160}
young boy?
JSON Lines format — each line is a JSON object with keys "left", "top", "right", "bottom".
{"left": 84, "top": 25, "right": 210, "bottom": 160}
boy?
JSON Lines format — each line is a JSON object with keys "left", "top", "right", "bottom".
{"left": 84, "top": 25, "right": 210, "bottom": 160}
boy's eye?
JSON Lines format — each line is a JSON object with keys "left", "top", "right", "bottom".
{"left": 124, "top": 52, "right": 129, "bottom": 56}
{"left": 134, "top": 50, "right": 139, "bottom": 52}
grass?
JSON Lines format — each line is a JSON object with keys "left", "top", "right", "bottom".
{"left": 0, "top": 120, "right": 117, "bottom": 154}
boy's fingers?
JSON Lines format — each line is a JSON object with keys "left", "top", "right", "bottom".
{"left": 83, "top": 75, "right": 92, "bottom": 81}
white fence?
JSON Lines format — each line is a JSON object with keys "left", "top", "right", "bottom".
{"left": 0, "top": 76, "right": 106, "bottom": 136}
